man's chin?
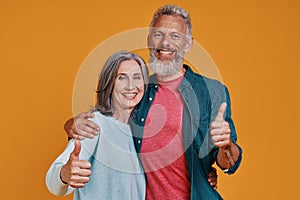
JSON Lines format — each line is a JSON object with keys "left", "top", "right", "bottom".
{"left": 150, "top": 63, "right": 179, "bottom": 77}
{"left": 158, "top": 60, "right": 173, "bottom": 65}
{"left": 155, "top": 54, "right": 176, "bottom": 63}
{"left": 149, "top": 53, "right": 183, "bottom": 76}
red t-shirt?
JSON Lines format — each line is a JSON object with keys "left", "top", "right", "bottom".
{"left": 140, "top": 75, "right": 191, "bottom": 200}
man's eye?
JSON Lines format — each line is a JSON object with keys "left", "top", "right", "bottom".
{"left": 153, "top": 32, "right": 162, "bottom": 38}
{"left": 171, "top": 34, "right": 180, "bottom": 40}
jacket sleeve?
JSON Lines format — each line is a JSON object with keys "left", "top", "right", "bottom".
{"left": 212, "top": 84, "right": 243, "bottom": 175}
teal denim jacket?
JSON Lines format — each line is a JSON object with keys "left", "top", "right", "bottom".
{"left": 130, "top": 65, "right": 242, "bottom": 200}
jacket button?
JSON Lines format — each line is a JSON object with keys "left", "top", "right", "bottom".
{"left": 149, "top": 97, "right": 153, "bottom": 101}
{"left": 138, "top": 140, "right": 141, "bottom": 144}
{"left": 141, "top": 118, "right": 144, "bottom": 122}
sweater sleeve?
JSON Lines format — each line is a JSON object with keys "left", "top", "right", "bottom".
{"left": 45, "top": 140, "right": 75, "bottom": 196}
{"left": 46, "top": 115, "right": 100, "bottom": 196}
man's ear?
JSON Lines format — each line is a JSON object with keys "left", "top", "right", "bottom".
{"left": 147, "top": 33, "right": 155, "bottom": 49}
{"left": 184, "top": 37, "right": 193, "bottom": 53}
{"left": 147, "top": 34, "right": 150, "bottom": 49}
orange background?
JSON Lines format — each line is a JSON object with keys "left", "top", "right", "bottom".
{"left": 1, "top": 0, "right": 299, "bottom": 199}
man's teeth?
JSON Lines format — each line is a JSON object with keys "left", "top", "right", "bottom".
{"left": 159, "top": 50, "right": 172, "bottom": 55}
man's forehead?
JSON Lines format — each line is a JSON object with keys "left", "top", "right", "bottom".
{"left": 151, "top": 15, "right": 187, "bottom": 34}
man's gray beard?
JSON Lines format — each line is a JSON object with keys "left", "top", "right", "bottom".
{"left": 149, "top": 50, "right": 184, "bottom": 77}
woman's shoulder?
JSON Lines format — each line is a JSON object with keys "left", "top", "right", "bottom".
{"left": 89, "top": 111, "right": 116, "bottom": 129}
{"left": 90, "top": 111, "right": 107, "bottom": 122}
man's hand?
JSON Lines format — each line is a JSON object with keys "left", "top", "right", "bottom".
{"left": 60, "top": 140, "right": 92, "bottom": 188}
{"left": 64, "top": 112, "right": 99, "bottom": 140}
{"left": 210, "top": 103, "right": 232, "bottom": 150}
{"left": 208, "top": 167, "right": 218, "bottom": 190}
{"left": 210, "top": 102, "right": 239, "bottom": 168}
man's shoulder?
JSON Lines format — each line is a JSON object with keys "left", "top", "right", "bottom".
{"left": 186, "top": 68, "right": 225, "bottom": 89}
{"left": 201, "top": 75, "right": 224, "bottom": 88}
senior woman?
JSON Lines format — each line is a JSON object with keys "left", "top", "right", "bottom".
{"left": 46, "top": 51, "right": 149, "bottom": 199}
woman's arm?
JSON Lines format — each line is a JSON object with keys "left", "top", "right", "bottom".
{"left": 46, "top": 140, "right": 76, "bottom": 196}
{"left": 46, "top": 139, "right": 94, "bottom": 196}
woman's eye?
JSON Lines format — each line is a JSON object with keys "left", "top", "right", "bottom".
{"left": 133, "top": 75, "right": 142, "bottom": 80}
{"left": 118, "top": 75, "right": 127, "bottom": 80}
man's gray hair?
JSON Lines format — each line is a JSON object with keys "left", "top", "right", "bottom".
{"left": 149, "top": 4, "right": 192, "bottom": 40}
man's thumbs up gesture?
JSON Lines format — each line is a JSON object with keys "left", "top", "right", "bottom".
{"left": 210, "top": 103, "right": 240, "bottom": 169}
{"left": 60, "top": 140, "right": 92, "bottom": 188}
{"left": 210, "top": 103, "right": 231, "bottom": 149}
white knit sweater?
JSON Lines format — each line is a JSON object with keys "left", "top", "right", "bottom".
{"left": 46, "top": 112, "right": 145, "bottom": 199}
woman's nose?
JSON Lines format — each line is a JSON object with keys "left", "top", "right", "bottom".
{"left": 126, "top": 78, "right": 135, "bottom": 90}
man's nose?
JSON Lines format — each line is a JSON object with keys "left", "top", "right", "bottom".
{"left": 161, "top": 35, "right": 171, "bottom": 48}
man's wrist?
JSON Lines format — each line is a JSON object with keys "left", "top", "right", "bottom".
{"left": 223, "top": 146, "right": 235, "bottom": 167}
